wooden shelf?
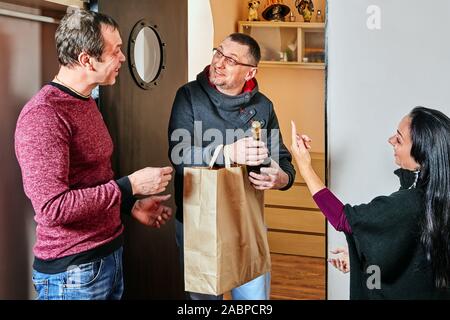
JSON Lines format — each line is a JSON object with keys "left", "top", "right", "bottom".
{"left": 239, "top": 21, "right": 325, "bottom": 29}
{"left": 259, "top": 61, "right": 325, "bottom": 69}
{"left": 239, "top": 20, "right": 325, "bottom": 70}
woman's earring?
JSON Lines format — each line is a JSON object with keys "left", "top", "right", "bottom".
{"left": 410, "top": 168, "right": 421, "bottom": 189}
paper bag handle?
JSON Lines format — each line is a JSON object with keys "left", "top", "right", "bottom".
{"left": 209, "top": 144, "right": 232, "bottom": 169}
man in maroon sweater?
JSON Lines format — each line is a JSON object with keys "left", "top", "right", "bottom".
{"left": 14, "top": 9, "right": 173, "bottom": 300}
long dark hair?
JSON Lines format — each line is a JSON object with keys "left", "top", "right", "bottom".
{"left": 409, "top": 106, "right": 450, "bottom": 288}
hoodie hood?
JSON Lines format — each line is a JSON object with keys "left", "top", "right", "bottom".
{"left": 196, "top": 66, "right": 259, "bottom": 111}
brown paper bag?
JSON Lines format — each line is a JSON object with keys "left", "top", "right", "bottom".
{"left": 183, "top": 145, "right": 271, "bottom": 295}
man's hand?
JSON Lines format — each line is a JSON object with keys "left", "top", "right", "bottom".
{"left": 248, "top": 159, "right": 289, "bottom": 190}
{"left": 128, "top": 166, "right": 173, "bottom": 196}
{"left": 131, "top": 194, "right": 173, "bottom": 228}
{"left": 228, "top": 137, "right": 268, "bottom": 166}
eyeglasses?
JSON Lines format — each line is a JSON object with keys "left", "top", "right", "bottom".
{"left": 212, "top": 48, "right": 257, "bottom": 68}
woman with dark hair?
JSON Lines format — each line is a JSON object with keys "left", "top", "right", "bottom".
{"left": 291, "top": 107, "right": 450, "bottom": 299}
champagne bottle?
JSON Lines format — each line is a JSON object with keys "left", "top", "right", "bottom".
{"left": 247, "top": 120, "right": 270, "bottom": 174}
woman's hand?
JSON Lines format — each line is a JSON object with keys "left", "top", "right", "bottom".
{"left": 290, "top": 121, "right": 325, "bottom": 195}
{"left": 290, "top": 120, "right": 313, "bottom": 172}
{"left": 328, "top": 247, "right": 350, "bottom": 274}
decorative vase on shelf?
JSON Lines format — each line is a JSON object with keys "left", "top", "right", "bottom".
{"left": 295, "top": 0, "right": 314, "bottom": 23}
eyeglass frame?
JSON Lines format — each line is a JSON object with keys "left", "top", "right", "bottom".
{"left": 212, "top": 48, "right": 257, "bottom": 68}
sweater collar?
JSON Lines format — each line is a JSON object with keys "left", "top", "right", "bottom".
{"left": 394, "top": 168, "right": 420, "bottom": 190}
{"left": 197, "top": 66, "right": 258, "bottom": 111}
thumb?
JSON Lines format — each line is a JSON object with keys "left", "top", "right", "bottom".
{"left": 150, "top": 194, "right": 171, "bottom": 203}
{"left": 291, "top": 121, "right": 299, "bottom": 150}
{"left": 330, "top": 247, "right": 346, "bottom": 254}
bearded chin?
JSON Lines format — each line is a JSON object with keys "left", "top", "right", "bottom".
{"left": 210, "top": 76, "right": 225, "bottom": 87}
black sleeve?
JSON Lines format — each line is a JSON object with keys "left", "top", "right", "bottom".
{"left": 115, "top": 176, "right": 136, "bottom": 215}
{"left": 266, "top": 103, "right": 296, "bottom": 191}
{"left": 344, "top": 190, "right": 423, "bottom": 280}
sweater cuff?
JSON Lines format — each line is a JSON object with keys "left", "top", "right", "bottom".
{"left": 116, "top": 176, "right": 137, "bottom": 215}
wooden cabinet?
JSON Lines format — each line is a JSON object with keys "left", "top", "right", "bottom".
{"left": 238, "top": 21, "right": 325, "bottom": 69}
{"left": 238, "top": 20, "right": 326, "bottom": 259}
{"left": 265, "top": 153, "right": 326, "bottom": 258}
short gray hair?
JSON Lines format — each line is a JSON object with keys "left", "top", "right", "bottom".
{"left": 55, "top": 9, "right": 119, "bottom": 67}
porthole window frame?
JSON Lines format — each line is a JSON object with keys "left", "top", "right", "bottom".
{"left": 128, "top": 19, "right": 166, "bottom": 90}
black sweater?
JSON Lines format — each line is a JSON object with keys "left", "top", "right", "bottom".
{"left": 345, "top": 169, "right": 450, "bottom": 299}
{"left": 168, "top": 68, "right": 295, "bottom": 222}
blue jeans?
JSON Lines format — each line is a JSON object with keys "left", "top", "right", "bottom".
{"left": 175, "top": 219, "right": 270, "bottom": 300}
{"left": 32, "top": 247, "right": 123, "bottom": 300}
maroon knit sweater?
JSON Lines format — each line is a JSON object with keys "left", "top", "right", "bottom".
{"left": 15, "top": 84, "right": 123, "bottom": 260}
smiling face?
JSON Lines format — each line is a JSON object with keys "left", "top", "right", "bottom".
{"left": 209, "top": 38, "right": 257, "bottom": 96}
{"left": 91, "top": 25, "right": 126, "bottom": 85}
{"left": 388, "top": 115, "right": 420, "bottom": 170}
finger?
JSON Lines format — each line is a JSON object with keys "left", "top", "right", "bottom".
{"left": 161, "top": 175, "right": 172, "bottom": 182}
{"left": 245, "top": 153, "right": 269, "bottom": 162}
{"left": 153, "top": 187, "right": 166, "bottom": 194}
{"left": 248, "top": 139, "right": 266, "bottom": 148}
{"left": 161, "top": 213, "right": 169, "bottom": 220}
{"left": 301, "top": 134, "right": 312, "bottom": 142}
{"left": 163, "top": 207, "right": 173, "bottom": 217}
{"left": 246, "top": 147, "right": 268, "bottom": 156}
{"left": 252, "top": 184, "right": 270, "bottom": 190}
{"left": 296, "top": 134, "right": 307, "bottom": 152}
{"left": 246, "top": 160, "right": 265, "bottom": 166}
{"left": 259, "top": 167, "right": 277, "bottom": 176}
{"left": 329, "top": 259, "right": 338, "bottom": 268}
{"left": 160, "top": 207, "right": 172, "bottom": 220}
{"left": 301, "top": 135, "right": 312, "bottom": 149}
{"left": 248, "top": 175, "right": 266, "bottom": 186}
{"left": 151, "top": 194, "right": 171, "bottom": 202}
{"left": 249, "top": 171, "right": 271, "bottom": 181}
{"left": 291, "top": 121, "right": 298, "bottom": 148}
{"left": 155, "top": 205, "right": 164, "bottom": 215}
{"left": 302, "top": 138, "right": 311, "bottom": 149}
{"left": 339, "top": 259, "right": 345, "bottom": 271}
{"left": 157, "top": 181, "right": 169, "bottom": 190}
{"left": 161, "top": 166, "right": 173, "bottom": 174}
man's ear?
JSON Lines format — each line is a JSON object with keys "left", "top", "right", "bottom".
{"left": 245, "top": 67, "right": 257, "bottom": 81}
{"left": 78, "top": 52, "right": 94, "bottom": 71}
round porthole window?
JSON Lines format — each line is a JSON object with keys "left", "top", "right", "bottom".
{"left": 129, "top": 19, "right": 165, "bottom": 89}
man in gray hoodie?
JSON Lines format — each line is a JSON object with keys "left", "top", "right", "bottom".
{"left": 168, "top": 33, "right": 295, "bottom": 300}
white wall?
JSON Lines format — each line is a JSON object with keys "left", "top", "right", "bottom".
{"left": 188, "top": 0, "right": 213, "bottom": 81}
{"left": 326, "top": 0, "right": 450, "bottom": 299}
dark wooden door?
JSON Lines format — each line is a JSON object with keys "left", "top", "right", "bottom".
{"left": 97, "top": 0, "right": 187, "bottom": 299}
